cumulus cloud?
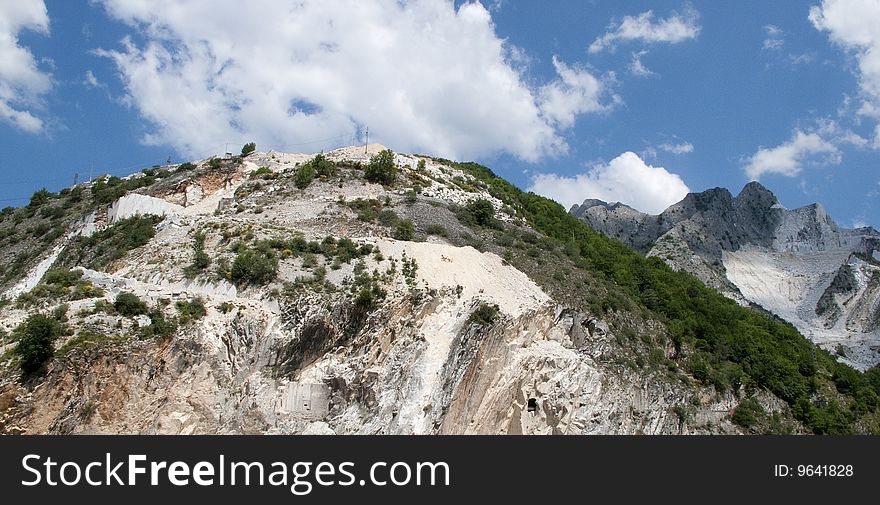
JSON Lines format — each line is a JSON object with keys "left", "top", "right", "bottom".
{"left": 0, "top": 0, "right": 52, "bottom": 133}
{"left": 588, "top": 7, "right": 700, "bottom": 54}
{"left": 538, "top": 56, "right": 617, "bottom": 128}
{"left": 744, "top": 130, "right": 841, "bottom": 180}
{"left": 810, "top": 0, "right": 880, "bottom": 147}
{"left": 94, "top": 0, "right": 613, "bottom": 161}
{"left": 528, "top": 151, "right": 690, "bottom": 214}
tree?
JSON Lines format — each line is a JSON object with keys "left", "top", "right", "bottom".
{"left": 114, "top": 292, "right": 148, "bottom": 316}
{"left": 231, "top": 249, "right": 278, "bottom": 285}
{"left": 310, "top": 153, "right": 337, "bottom": 177}
{"left": 14, "top": 314, "right": 65, "bottom": 375}
{"left": 29, "top": 188, "right": 51, "bottom": 208}
{"left": 295, "top": 163, "right": 316, "bottom": 189}
{"left": 393, "top": 219, "right": 415, "bottom": 241}
{"left": 241, "top": 142, "right": 256, "bottom": 156}
{"left": 465, "top": 199, "right": 496, "bottom": 227}
{"left": 365, "top": 149, "right": 397, "bottom": 186}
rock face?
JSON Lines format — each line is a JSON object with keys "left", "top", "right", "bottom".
{"left": 572, "top": 182, "right": 880, "bottom": 369}
{"left": 0, "top": 147, "right": 751, "bottom": 435}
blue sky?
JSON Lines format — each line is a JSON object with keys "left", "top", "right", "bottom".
{"left": 1, "top": 1, "right": 879, "bottom": 226}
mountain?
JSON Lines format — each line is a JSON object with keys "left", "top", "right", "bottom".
{"left": 571, "top": 182, "right": 880, "bottom": 370}
{"left": 0, "top": 148, "right": 877, "bottom": 435}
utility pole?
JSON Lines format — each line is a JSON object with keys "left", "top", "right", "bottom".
{"left": 364, "top": 126, "right": 369, "bottom": 155}
{"left": 73, "top": 173, "right": 79, "bottom": 186}
{"left": 89, "top": 162, "right": 93, "bottom": 183}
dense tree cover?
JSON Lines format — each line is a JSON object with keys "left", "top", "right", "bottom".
{"left": 437, "top": 158, "right": 880, "bottom": 434}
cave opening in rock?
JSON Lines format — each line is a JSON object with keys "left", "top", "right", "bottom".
{"left": 527, "top": 398, "right": 537, "bottom": 412}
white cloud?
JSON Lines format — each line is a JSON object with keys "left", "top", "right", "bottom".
{"left": 528, "top": 151, "right": 690, "bottom": 214}
{"left": 765, "top": 25, "right": 783, "bottom": 37}
{"left": 744, "top": 130, "right": 841, "bottom": 180}
{"left": 94, "top": 0, "right": 614, "bottom": 162}
{"left": 762, "top": 25, "right": 784, "bottom": 50}
{"left": 589, "top": 7, "right": 700, "bottom": 54}
{"left": 629, "top": 50, "right": 655, "bottom": 77}
{"left": 659, "top": 141, "right": 694, "bottom": 154}
{"left": 538, "top": 56, "right": 617, "bottom": 129}
{"left": 810, "top": 0, "right": 880, "bottom": 146}
{"left": 0, "top": 0, "right": 52, "bottom": 133}
{"left": 83, "top": 70, "right": 100, "bottom": 88}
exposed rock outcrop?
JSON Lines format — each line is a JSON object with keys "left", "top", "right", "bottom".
{"left": 572, "top": 182, "right": 880, "bottom": 369}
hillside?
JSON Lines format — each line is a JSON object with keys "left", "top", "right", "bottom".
{"left": 0, "top": 147, "right": 878, "bottom": 435}
{"left": 572, "top": 183, "right": 880, "bottom": 371}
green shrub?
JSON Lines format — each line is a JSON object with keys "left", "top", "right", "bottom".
{"left": 184, "top": 232, "right": 211, "bottom": 278}
{"left": 364, "top": 149, "right": 397, "bottom": 186}
{"left": 231, "top": 248, "right": 278, "bottom": 285}
{"left": 731, "top": 398, "right": 766, "bottom": 429}
{"left": 295, "top": 163, "right": 316, "bottom": 189}
{"left": 70, "top": 282, "right": 104, "bottom": 300}
{"left": 13, "top": 314, "right": 66, "bottom": 375}
{"left": 467, "top": 303, "right": 500, "bottom": 326}
{"left": 176, "top": 297, "right": 207, "bottom": 323}
{"left": 378, "top": 209, "right": 399, "bottom": 227}
{"left": 393, "top": 219, "right": 415, "bottom": 241}
{"left": 425, "top": 224, "right": 447, "bottom": 237}
{"left": 307, "top": 153, "right": 337, "bottom": 177}
{"left": 60, "top": 215, "right": 161, "bottom": 270}
{"left": 241, "top": 142, "right": 256, "bottom": 156}
{"left": 358, "top": 208, "right": 378, "bottom": 222}
{"left": 29, "top": 188, "right": 52, "bottom": 208}
{"left": 56, "top": 331, "right": 117, "bottom": 356}
{"left": 250, "top": 166, "right": 277, "bottom": 180}
{"left": 43, "top": 268, "right": 83, "bottom": 287}
{"left": 457, "top": 199, "right": 498, "bottom": 228}
{"left": 143, "top": 308, "right": 177, "bottom": 339}
{"left": 114, "top": 292, "right": 148, "bottom": 316}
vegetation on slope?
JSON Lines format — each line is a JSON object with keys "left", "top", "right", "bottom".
{"left": 58, "top": 215, "right": 162, "bottom": 270}
{"left": 436, "top": 157, "right": 880, "bottom": 434}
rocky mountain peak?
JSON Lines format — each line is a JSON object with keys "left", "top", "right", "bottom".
{"left": 571, "top": 178, "right": 880, "bottom": 370}
{"left": 736, "top": 180, "right": 779, "bottom": 209}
